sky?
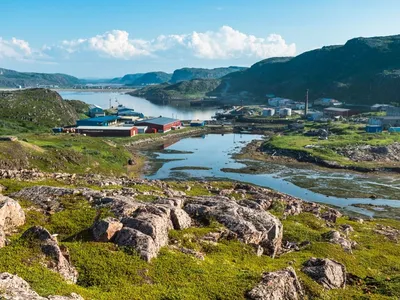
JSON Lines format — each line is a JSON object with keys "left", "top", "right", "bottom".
{"left": 1, "top": 0, "right": 400, "bottom": 78}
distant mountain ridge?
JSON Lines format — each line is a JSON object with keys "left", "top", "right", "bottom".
{"left": 170, "top": 66, "right": 247, "bottom": 83}
{"left": 0, "top": 68, "right": 80, "bottom": 88}
{"left": 217, "top": 34, "right": 400, "bottom": 105}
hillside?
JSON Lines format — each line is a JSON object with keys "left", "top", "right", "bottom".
{"left": 0, "top": 88, "right": 79, "bottom": 133}
{"left": 0, "top": 68, "right": 80, "bottom": 88}
{"left": 217, "top": 35, "right": 400, "bottom": 105}
{"left": 129, "top": 79, "right": 221, "bottom": 101}
{"left": 126, "top": 72, "right": 172, "bottom": 86}
{"left": 170, "top": 66, "right": 247, "bottom": 83}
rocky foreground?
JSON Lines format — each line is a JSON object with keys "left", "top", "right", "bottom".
{"left": 0, "top": 169, "right": 399, "bottom": 299}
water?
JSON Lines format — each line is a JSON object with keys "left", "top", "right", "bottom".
{"left": 145, "top": 134, "right": 400, "bottom": 217}
{"left": 59, "top": 91, "right": 218, "bottom": 120}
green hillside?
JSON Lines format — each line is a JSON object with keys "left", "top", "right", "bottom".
{"left": 0, "top": 68, "right": 80, "bottom": 88}
{"left": 217, "top": 35, "right": 400, "bottom": 105}
{"left": 126, "top": 72, "right": 172, "bottom": 86}
{"left": 170, "top": 66, "right": 247, "bottom": 83}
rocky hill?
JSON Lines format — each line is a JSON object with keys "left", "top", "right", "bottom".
{"left": 125, "top": 72, "right": 172, "bottom": 86}
{"left": 129, "top": 79, "right": 221, "bottom": 101}
{"left": 170, "top": 66, "right": 247, "bottom": 83}
{"left": 217, "top": 35, "right": 400, "bottom": 105}
{"left": 0, "top": 88, "right": 79, "bottom": 130}
{"left": 0, "top": 68, "right": 80, "bottom": 88}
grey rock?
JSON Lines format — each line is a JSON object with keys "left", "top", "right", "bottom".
{"left": 114, "top": 227, "right": 157, "bottom": 262}
{"left": 184, "top": 197, "right": 283, "bottom": 257}
{"left": 302, "top": 258, "right": 346, "bottom": 289}
{"left": 92, "top": 217, "right": 123, "bottom": 242}
{"left": 322, "top": 230, "right": 356, "bottom": 252}
{"left": 0, "top": 195, "right": 25, "bottom": 232}
{"left": 321, "top": 208, "right": 342, "bottom": 223}
{"left": 0, "top": 228, "right": 6, "bottom": 248}
{"left": 0, "top": 273, "right": 84, "bottom": 300}
{"left": 170, "top": 208, "right": 192, "bottom": 230}
{"left": 21, "top": 226, "right": 78, "bottom": 283}
{"left": 247, "top": 267, "right": 304, "bottom": 300}
{"left": 95, "top": 195, "right": 144, "bottom": 217}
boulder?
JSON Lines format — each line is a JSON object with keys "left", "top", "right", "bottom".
{"left": 302, "top": 258, "right": 346, "bottom": 289}
{"left": 114, "top": 227, "right": 157, "bottom": 262}
{"left": 321, "top": 209, "right": 342, "bottom": 223}
{"left": 322, "top": 230, "right": 356, "bottom": 252}
{"left": 92, "top": 217, "right": 123, "bottom": 242}
{"left": 94, "top": 196, "right": 144, "bottom": 217}
{"left": 184, "top": 197, "right": 283, "bottom": 257}
{"left": 0, "top": 228, "right": 6, "bottom": 248}
{"left": 0, "top": 195, "right": 25, "bottom": 232}
{"left": 0, "top": 272, "right": 83, "bottom": 300}
{"left": 21, "top": 226, "right": 78, "bottom": 283}
{"left": 247, "top": 267, "right": 304, "bottom": 300}
{"left": 170, "top": 208, "right": 192, "bottom": 230}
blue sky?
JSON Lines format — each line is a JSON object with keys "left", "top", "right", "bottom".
{"left": 1, "top": 0, "right": 400, "bottom": 77}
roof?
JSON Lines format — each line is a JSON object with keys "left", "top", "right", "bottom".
{"left": 136, "top": 117, "right": 180, "bottom": 126}
{"left": 77, "top": 126, "right": 134, "bottom": 131}
{"left": 88, "top": 104, "right": 103, "bottom": 109}
{"left": 324, "top": 107, "right": 350, "bottom": 112}
{"left": 78, "top": 116, "right": 120, "bottom": 123}
{"left": 190, "top": 120, "right": 205, "bottom": 124}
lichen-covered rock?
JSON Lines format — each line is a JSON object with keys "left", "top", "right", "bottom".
{"left": 114, "top": 227, "right": 157, "bottom": 262}
{"left": 184, "top": 196, "right": 283, "bottom": 257}
{"left": 94, "top": 196, "right": 144, "bottom": 217}
{"left": 247, "top": 267, "right": 304, "bottom": 300}
{"left": 322, "top": 230, "right": 356, "bottom": 252}
{"left": 170, "top": 208, "right": 192, "bottom": 230}
{"left": 92, "top": 217, "right": 123, "bottom": 242}
{"left": 321, "top": 209, "right": 342, "bottom": 223}
{"left": 0, "top": 195, "right": 25, "bottom": 232}
{"left": 21, "top": 226, "right": 78, "bottom": 283}
{"left": 0, "top": 273, "right": 83, "bottom": 300}
{"left": 302, "top": 258, "right": 346, "bottom": 289}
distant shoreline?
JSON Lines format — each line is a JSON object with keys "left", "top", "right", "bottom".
{"left": 54, "top": 88, "right": 136, "bottom": 93}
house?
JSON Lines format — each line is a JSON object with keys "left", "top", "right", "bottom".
{"left": 76, "top": 116, "right": 119, "bottom": 127}
{"left": 76, "top": 126, "right": 138, "bottom": 137}
{"left": 88, "top": 105, "right": 105, "bottom": 118}
{"left": 135, "top": 117, "right": 181, "bottom": 133}
{"left": 323, "top": 107, "right": 356, "bottom": 117}
{"left": 190, "top": 120, "right": 206, "bottom": 127}
{"left": 314, "top": 98, "right": 342, "bottom": 107}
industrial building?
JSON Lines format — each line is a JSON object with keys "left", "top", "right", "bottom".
{"left": 323, "top": 107, "right": 356, "bottom": 117}
{"left": 262, "top": 108, "right": 275, "bottom": 117}
{"left": 365, "top": 125, "right": 383, "bottom": 133}
{"left": 76, "top": 126, "right": 138, "bottom": 137}
{"left": 135, "top": 117, "right": 181, "bottom": 133}
{"left": 88, "top": 105, "right": 105, "bottom": 118}
{"left": 190, "top": 120, "right": 205, "bottom": 127}
{"left": 76, "top": 116, "right": 119, "bottom": 127}
{"left": 280, "top": 108, "right": 292, "bottom": 117}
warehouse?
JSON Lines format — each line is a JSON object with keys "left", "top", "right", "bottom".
{"left": 76, "top": 116, "right": 120, "bottom": 127}
{"left": 323, "top": 107, "right": 357, "bottom": 117}
{"left": 76, "top": 126, "right": 138, "bottom": 137}
{"left": 135, "top": 117, "right": 181, "bottom": 133}
{"left": 190, "top": 120, "right": 205, "bottom": 127}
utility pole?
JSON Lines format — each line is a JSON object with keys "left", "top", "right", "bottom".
{"left": 305, "top": 89, "right": 309, "bottom": 117}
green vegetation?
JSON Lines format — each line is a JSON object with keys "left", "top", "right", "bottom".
{"left": 1, "top": 179, "right": 399, "bottom": 299}
{"left": 170, "top": 66, "right": 247, "bottom": 83}
{"left": 129, "top": 79, "right": 222, "bottom": 101}
{"left": 217, "top": 35, "right": 400, "bottom": 105}
{"left": 0, "top": 67, "right": 80, "bottom": 88}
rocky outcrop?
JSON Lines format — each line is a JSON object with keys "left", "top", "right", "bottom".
{"left": 21, "top": 226, "right": 78, "bottom": 283}
{"left": 0, "top": 195, "right": 25, "bottom": 232}
{"left": 322, "top": 230, "right": 357, "bottom": 252}
{"left": 170, "top": 208, "right": 192, "bottom": 230}
{"left": 0, "top": 272, "right": 83, "bottom": 300}
{"left": 92, "top": 217, "right": 123, "bottom": 242}
{"left": 184, "top": 196, "right": 283, "bottom": 257}
{"left": 247, "top": 267, "right": 304, "bottom": 300}
{"left": 302, "top": 258, "right": 346, "bottom": 289}
{"left": 114, "top": 227, "right": 157, "bottom": 262}
{"left": 374, "top": 224, "right": 400, "bottom": 242}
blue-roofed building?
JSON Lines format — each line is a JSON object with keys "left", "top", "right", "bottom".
{"left": 76, "top": 116, "right": 120, "bottom": 127}
{"left": 88, "top": 105, "right": 105, "bottom": 118}
{"left": 135, "top": 117, "right": 181, "bottom": 133}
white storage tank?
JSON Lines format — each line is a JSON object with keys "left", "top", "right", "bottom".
{"left": 281, "top": 108, "right": 292, "bottom": 117}
{"left": 262, "top": 108, "right": 275, "bottom": 117}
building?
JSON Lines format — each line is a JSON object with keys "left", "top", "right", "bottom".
{"left": 389, "top": 127, "right": 400, "bottom": 133}
{"left": 88, "top": 105, "right": 105, "bottom": 118}
{"left": 365, "top": 125, "right": 383, "bottom": 133}
{"left": 135, "top": 126, "right": 148, "bottom": 134}
{"left": 135, "top": 117, "right": 181, "bottom": 133}
{"left": 280, "top": 108, "right": 292, "bottom": 117}
{"left": 323, "top": 107, "right": 356, "bottom": 117}
{"left": 307, "top": 111, "right": 324, "bottom": 121}
{"left": 190, "top": 120, "right": 206, "bottom": 127}
{"left": 76, "top": 126, "right": 138, "bottom": 137}
{"left": 314, "top": 98, "right": 342, "bottom": 107}
{"left": 76, "top": 116, "right": 119, "bottom": 127}
{"left": 371, "top": 104, "right": 394, "bottom": 112}
{"left": 117, "top": 107, "right": 144, "bottom": 118}
{"left": 268, "top": 97, "right": 294, "bottom": 107}
{"left": 386, "top": 106, "right": 400, "bottom": 117}
{"left": 262, "top": 108, "right": 275, "bottom": 117}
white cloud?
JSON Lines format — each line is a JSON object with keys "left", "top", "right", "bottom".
{"left": 57, "top": 26, "right": 296, "bottom": 60}
{"left": 0, "top": 37, "right": 33, "bottom": 60}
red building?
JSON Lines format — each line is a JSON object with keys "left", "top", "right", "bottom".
{"left": 76, "top": 126, "right": 138, "bottom": 137}
{"left": 135, "top": 117, "right": 181, "bottom": 133}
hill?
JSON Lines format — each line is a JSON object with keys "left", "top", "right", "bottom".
{"left": 129, "top": 79, "right": 221, "bottom": 101}
{"left": 217, "top": 35, "right": 400, "bottom": 105}
{"left": 0, "top": 88, "right": 80, "bottom": 133}
{"left": 0, "top": 68, "right": 80, "bottom": 88}
{"left": 170, "top": 66, "right": 247, "bottom": 83}
{"left": 126, "top": 72, "right": 172, "bottom": 86}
